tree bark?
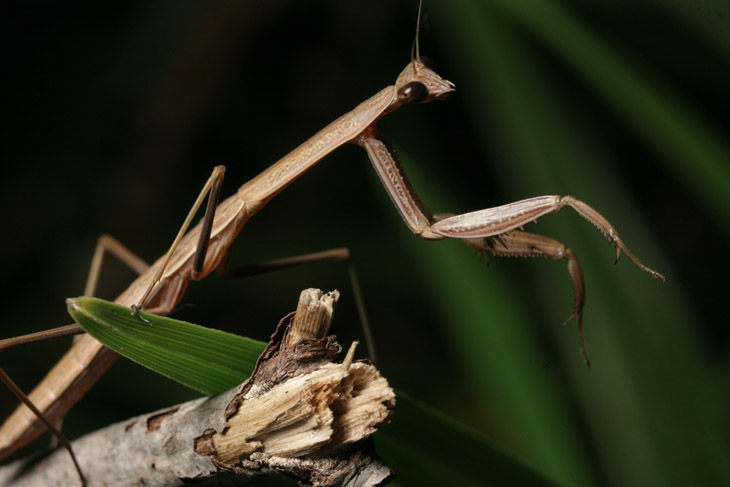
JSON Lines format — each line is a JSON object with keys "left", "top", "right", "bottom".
{"left": 0, "top": 289, "right": 395, "bottom": 487}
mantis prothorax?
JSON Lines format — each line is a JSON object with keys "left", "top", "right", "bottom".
{"left": 0, "top": 8, "right": 664, "bottom": 468}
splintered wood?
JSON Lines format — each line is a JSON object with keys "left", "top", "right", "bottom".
{"left": 197, "top": 288, "right": 396, "bottom": 484}
{"left": 210, "top": 355, "right": 391, "bottom": 462}
{"left": 0, "top": 289, "right": 395, "bottom": 487}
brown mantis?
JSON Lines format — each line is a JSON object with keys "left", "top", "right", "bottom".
{"left": 0, "top": 3, "right": 664, "bottom": 469}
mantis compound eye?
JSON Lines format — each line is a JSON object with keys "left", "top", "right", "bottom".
{"left": 397, "top": 81, "right": 428, "bottom": 104}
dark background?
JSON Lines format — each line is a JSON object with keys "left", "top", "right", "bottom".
{"left": 2, "top": 1, "right": 729, "bottom": 486}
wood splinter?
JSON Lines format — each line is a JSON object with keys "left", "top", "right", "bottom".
{"left": 197, "top": 288, "right": 395, "bottom": 485}
{"left": 0, "top": 289, "right": 395, "bottom": 487}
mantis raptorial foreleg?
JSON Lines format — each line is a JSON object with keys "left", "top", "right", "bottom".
{"left": 357, "top": 131, "right": 664, "bottom": 364}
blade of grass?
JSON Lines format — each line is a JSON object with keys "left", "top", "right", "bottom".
{"left": 67, "top": 297, "right": 266, "bottom": 395}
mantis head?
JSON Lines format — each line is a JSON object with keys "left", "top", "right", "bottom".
{"left": 395, "top": 60, "right": 455, "bottom": 105}
{"left": 395, "top": 0, "right": 454, "bottom": 105}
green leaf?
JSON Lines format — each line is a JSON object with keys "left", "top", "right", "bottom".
{"left": 67, "top": 297, "right": 266, "bottom": 395}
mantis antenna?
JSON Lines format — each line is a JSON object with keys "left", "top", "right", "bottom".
{"left": 411, "top": 0, "right": 424, "bottom": 65}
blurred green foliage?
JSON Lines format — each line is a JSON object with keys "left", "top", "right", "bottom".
{"left": 2, "top": 1, "right": 728, "bottom": 485}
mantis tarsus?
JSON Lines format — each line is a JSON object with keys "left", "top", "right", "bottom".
{"left": 0, "top": 2, "right": 664, "bottom": 471}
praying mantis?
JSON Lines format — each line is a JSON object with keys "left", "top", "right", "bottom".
{"left": 1, "top": 1, "right": 665, "bottom": 470}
